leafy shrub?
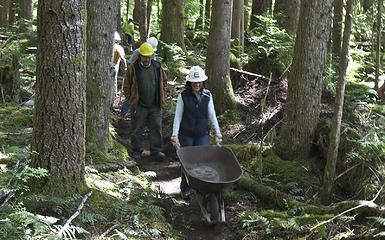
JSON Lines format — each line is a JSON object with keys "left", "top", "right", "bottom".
{"left": 244, "top": 15, "right": 294, "bottom": 78}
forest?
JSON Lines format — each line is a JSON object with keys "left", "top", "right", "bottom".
{"left": 0, "top": 0, "right": 385, "bottom": 239}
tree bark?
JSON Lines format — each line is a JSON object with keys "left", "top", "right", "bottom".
{"left": 204, "top": 0, "right": 211, "bottom": 30}
{"left": 146, "top": 0, "right": 153, "bottom": 37}
{"left": 140, "top": 0, "right": 147, "bottom": 42}
{"left": 195, "top": 0, "right": 203, "bottom": 30}
{"left": 31, "top": 0, "right": 87, "bottom": 196}
{"left": 133, "top": 0, "right": 140, "bottom": 26}
{"left": 160, "top": 0, "right": 186, "bottom": 51}
{"left": 374, "top": 0, "right": 382, "bottom": 90}
{"left": 206, "top": 0, "right": 237, "bottom": 114}
{"left": 249, "top": 0, "right": 266, "bottom": 30}
{"left": 8, "top": 0, "right": 16, "bottom": 26}
{"left": 126, "top": 0, "right": 130, "bottom": 21}
{"left": 275, "top": 0, "right": 333, "bottom": 160}
{"left": 243, "top": 0, "right": 249, "bottom": 31}
{"left": 18, "top": 0, "right": 33, "bottom": 21}
{"left": 321, "top": 0, "right": 356, "bottom": 205}
{"left": 274, "top": 0, "right": 300, "bottom": 34}
{"left": 231, "top": 0, "right": 244, "bottom": 56}
{"left": 331, "top": 0, "right": 343, "bottom": 62}
{"left": 86, "top": 0, "right": 117, "bottom": 154}
{"left": 363, "top": 0, "right": 373, "bottom": 12}
{"left": 0, "top": 0, "right": 10, "bottom": 28}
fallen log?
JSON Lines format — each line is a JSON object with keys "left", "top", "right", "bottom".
{"left": 237, "top": 176, "right": 385, "bottom": 219}
{"left": 87, "top": 161, "right": 137, "bottom": 173}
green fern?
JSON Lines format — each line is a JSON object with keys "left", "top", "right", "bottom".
{"left": 50, "top": 224, "right": 88, "bottom": 239}
{"left": 367, "top": 216, "right": 385, "bottom": 225}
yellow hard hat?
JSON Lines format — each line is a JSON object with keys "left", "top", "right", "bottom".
{"left": 139, "top": 42, "right": 154, "bottom": 56}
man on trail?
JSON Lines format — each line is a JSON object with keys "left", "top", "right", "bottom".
{"left": 123, "top": 42, "right": 168, "bottom": 161}
{"left": 113, "top": 31, "right": 127, "bottom": 104}
{"left": 121, "top": 36, "right": 158, "bottom": 117}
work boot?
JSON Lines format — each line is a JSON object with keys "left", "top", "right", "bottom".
{"left": 151, "top": 152, "right": 166, "bottom": 160}
{"left": 131, "top": 152, "right": 141, "bottom": 160}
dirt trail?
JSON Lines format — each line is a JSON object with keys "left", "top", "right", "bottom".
{"left": 115, "top": 117, "right": 240, "bottom": 240}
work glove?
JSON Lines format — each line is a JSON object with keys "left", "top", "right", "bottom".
{"left": 170, "top": 135, "right": 180, "bottom": 149}
{"left": 215, "top": 134, "right": 222, "bottom": 145}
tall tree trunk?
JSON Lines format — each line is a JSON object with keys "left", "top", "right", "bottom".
{"left": 195, "top": 0, "right": 204, "bottom": 30}
{"left": 266, "top": 0, "right": 272, "bottom": 12}
{"left": 160, "top": 0, "right": 186, "bottom": 51}
{"left": 244, "top": 0, "right": 249, "bottom": 31}
{"left": 146, "top": 0, "right": 153, "bottom": 37}
{"left": 8, "top": 0, "right": 16, "bottom": 26}
{"left": 249, "top": 0, "right": 266, "bottom": 30}
{"left": 157, "top": 0, "right": 161, "bottom": 26}
{"left": 332, "top": 0, "right": 343, "bottom": 61}
{"left": 363, "top": 0, "right": 373, "bottom": 12}
{"left": 133, "top": 0, "right": 140, "bottom": 26}
{"left": 18, "top": 0, "right": 33, "bottom": 21}
{"left": 206, "top": 0, "right": 237, "bottom": 114}
{"left": 321, "top": 0, "right": 356, "bottom": 205}
{"left": 31, "top": 0, "right": 87, "bottom": 196}
{"left": 0, "top": 0, "right": 10, "bottom": 28}
{"left": 140, "top": 0, "right": 147, "bottom": 42}
{"left": 86, "top": 0, "right": 117, "bottom": 154}
{"left": 374, "top": 0, "right": 382, "bottom": 90}
{"left": 204, "top": 0, "right": 211, "bottom": 30}
{"left": 116, "top": 0, "right": 122, "bottom": 35}
{"left": 275, "top": 0, "right": 333, "bottom": 160}
{"left": 231, "top": 0, "right": 244, "bottom": 56}
{"left": 126, "top": 0, "right": 130, "bottom": 21}
{"left": 274, "top": 0, "right": 300, "bottom": 34}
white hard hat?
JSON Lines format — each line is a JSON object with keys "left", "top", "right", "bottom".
{"left": 186, "top": 66, "right": 208, "bottom": 82}
{"left": 146, "top": 37, "right": 158, "bottom": 51}
{"left": 114, "top": 31, "right": 121, "bottom": 41}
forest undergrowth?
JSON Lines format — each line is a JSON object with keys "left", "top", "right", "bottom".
{"left": 1, "top": 71, "right": 385, "bottom": 239}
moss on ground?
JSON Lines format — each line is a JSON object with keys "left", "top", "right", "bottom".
{"left": 0, "top": 103, "right": 33, "bottom": 147}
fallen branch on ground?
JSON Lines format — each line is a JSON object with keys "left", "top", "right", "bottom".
{"left": 230, "top": 67, "right": 272, "bottom": 81}
{"left": 99, "top": 224, "right": 120, "bottom": 240}
{"left": 88, "top": 161, "right": 136, "bottom": 172}
{"left": 57, "top": 191, "right": 93, "bottom": 238}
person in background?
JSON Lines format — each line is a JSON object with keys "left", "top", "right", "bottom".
{"left": 170, "top": 66, "right": 222, "bottom": 199}
{"left": 377, "top": 83, "right": 385, "bottom": 102}
{"left": 127, "top": 36, "right": 158, "bottom": 64}
{"left": 122, "top": 18, "right": 135, "bottom": 51}
{"left": 113, "top": 31, "right": 127, "bottom": 103}
{"left": 123, "top": 42, "right": 168, "bottom": 161}
{"left": 121, "top": 36, "right": 159, "bottom": 118}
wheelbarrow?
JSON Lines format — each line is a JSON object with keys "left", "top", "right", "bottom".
{"left": 176, "top": 145, "right": 243, "bottom": 223}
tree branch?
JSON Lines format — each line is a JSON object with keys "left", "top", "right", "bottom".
{"left": 98, "top": 224, "right": 120, "bottom": 239}
{"left": 57, "top": 191, "right": 93, "bottom": 238}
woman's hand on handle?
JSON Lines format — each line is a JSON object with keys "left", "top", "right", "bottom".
{"left": 171, "top": 135, "right": 180, "bottom": 149}
{"left": 215, "top": 134, "right": 222, "bottom": 146}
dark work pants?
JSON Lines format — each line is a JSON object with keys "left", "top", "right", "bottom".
{"left": 130, "top": 104, "right": 163, "bottom": 155}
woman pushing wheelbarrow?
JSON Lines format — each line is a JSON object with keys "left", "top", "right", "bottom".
{"left": 171, "top": 66, "right": 242, "bottom": 223}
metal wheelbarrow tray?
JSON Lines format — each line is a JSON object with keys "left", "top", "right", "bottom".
{"left": 177, "top": 145, "right": 243, "bottom": 223}
{"left": 177, "top": 145, "right": 243, "bottom": 194}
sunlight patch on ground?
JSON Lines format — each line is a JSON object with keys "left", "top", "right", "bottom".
{"left": 153, "top": 177, "right": 181, "bottom": 196}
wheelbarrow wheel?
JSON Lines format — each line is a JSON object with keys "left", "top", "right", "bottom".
{"left": 209, "top": 193, "right": 220, "bottom": 222}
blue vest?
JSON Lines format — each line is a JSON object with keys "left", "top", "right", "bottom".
{"left": 179, "top": 88, "right": 211, "bottom": 137}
